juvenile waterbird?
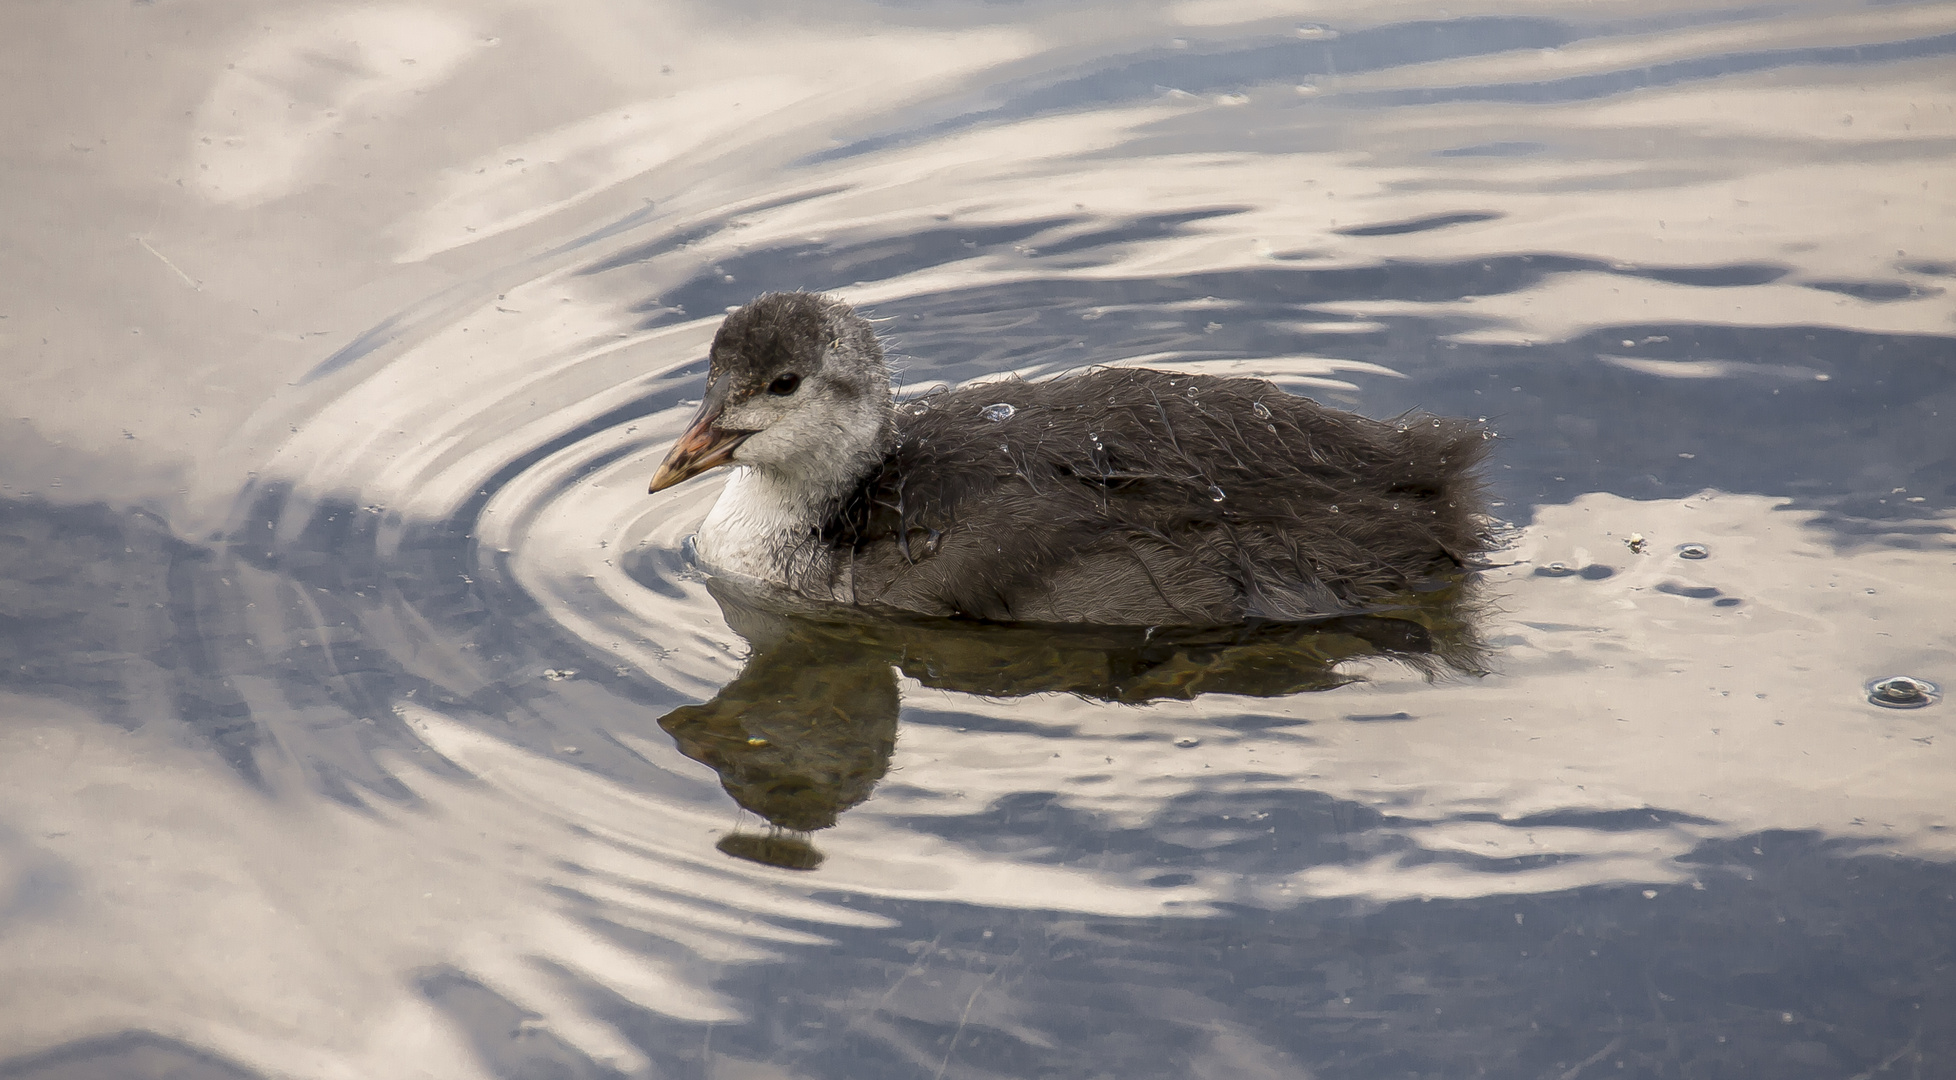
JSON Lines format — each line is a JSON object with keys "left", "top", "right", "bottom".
{"left": 650, "top": 291, "right": 1493, "bottom": 626}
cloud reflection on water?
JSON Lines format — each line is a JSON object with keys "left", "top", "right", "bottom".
{"left": 2, "top": 0, "right": 1953, "bottom": 1075}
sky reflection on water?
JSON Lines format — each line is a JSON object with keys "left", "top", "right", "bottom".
{"left": 1, "top": 1, "right": 1953, "bottom": 1077}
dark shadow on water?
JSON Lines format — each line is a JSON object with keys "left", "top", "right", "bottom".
{"left": 806, "top": 9, "right": 1809, "bottom": 164}
{"left": 1349, "top": 29, "right": 1956, "bottom": 107}
{"left": 0, "top": 1032, "right": 264, "bottom": 1080}
{"left": 651, "top": 576, "right": 1485, "bottom": 870}
{"left": 0, "top": 497, "right": 272, "bottom": 786}
{"left": 418, "top": 968, "right": 630, "bottom": 1080}
{"left": 6, "top": 827, "right": 1948, "bottom": 1079}
{"left": 0, "top": 486, "right": 698, "bottom": 801}
{"left": 577, "top": 827, "right": 1953, "bottom": 1080}
{"left": 1333, "top": 211, "right": 1503, "bottom": 237}
{"left": 1805, "top": 278, "right": 1946, "bottom": 303}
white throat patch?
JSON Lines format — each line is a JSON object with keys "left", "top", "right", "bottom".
{"left": 693, "top": 467, "right": 831, "bottom": 584}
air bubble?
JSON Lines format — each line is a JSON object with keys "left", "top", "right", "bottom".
{"left": 1677, "top": 543, "right": 1710, "bottom": 560}
{"left": 1535, "top": 562, "right": 1577, "bottom": 578}
{"left": 1208, "top": 485, "right": 1226, "bottom": 502}
{"left": 1868, "top": 675, "right": 1939, "bottom": 709}
{"left": 980, "top": 402, "right": 1016, "bottom": 422}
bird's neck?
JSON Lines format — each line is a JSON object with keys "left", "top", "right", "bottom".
{"left": 693, "top": 449, "right": 879, "bottom": 586}
{"left": 694, "top": 396, "right": 894, "bottom": 585}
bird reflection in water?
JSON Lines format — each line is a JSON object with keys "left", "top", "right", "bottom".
{"left": 658, "top": 577, "right": 1486, "bottom": 870}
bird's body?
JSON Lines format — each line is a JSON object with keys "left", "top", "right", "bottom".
{"left": 652, "top": 293, "right": 1493, "bottom": 627}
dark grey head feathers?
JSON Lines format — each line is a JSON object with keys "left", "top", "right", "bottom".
{"left": 650, "top": 293, "right": 896, "bottom": 497}
{"left": 708, "top": 291, "right": 887, "bottom": 399}
{"left": 706, "top": 293, "right": 894, "bottom": 487}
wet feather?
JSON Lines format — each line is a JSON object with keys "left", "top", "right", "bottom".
{"left": 660, "top": 292, "right": 1496, "bottom": 627}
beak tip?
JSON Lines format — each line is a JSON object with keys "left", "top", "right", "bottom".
{"left": 649, "top": 409, "right": 748, "bottom": 496}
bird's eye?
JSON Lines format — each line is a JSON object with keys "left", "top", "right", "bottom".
{"left": 767, "top": 373, "right": 801, "bottom": 396}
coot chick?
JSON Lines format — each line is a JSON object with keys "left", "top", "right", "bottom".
{"left": 650, "top": 292, "right": 1494, "bottom": 626}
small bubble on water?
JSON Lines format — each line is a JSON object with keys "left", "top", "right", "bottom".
{"left": 980, "top": 402, "right": 1016, "bottom": 422}
{"left": 1535, "top": 562, "right": 1577, "bottom": 578}
{"left": 542, "top": 668, "right": 577, "bottom": 682}
{"left": 1208, "top": 484, "right": 1226, "bottom": 502}
{"left": 1175, "top": 737, "right": 1201, "bottom": 748}
{"left": 1868, "top": 675, "right": 1939, "bottom": 709}
{"left": 1252, "top": 401, "right": 1272, "bottom": 420}
{"left": 1677, "top": 543, "right": 1710, "bottom": 560}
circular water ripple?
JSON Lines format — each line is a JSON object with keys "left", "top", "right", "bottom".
{"left": 11, "top": 1, "right": 1955, "bottom": 1073}
{"left": 230, "top": 15, "right": 1956, "bottom": 903}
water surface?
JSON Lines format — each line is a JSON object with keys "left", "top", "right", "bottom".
{"left": 2, "top": 1, "right": 1953, "bottom": 1077}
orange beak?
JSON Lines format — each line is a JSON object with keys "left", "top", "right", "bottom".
{"left": 649, "top": 391, "right": 753, "bottom": 493}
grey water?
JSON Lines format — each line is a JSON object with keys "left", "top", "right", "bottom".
{"left": 2, "top": 2, "right": 1953, "bottom": 1078}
